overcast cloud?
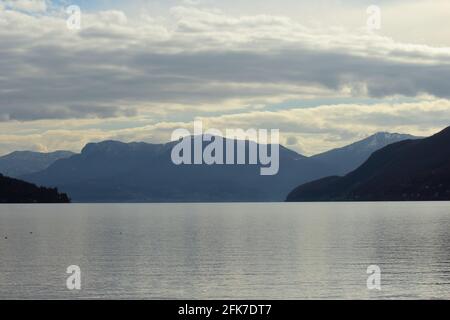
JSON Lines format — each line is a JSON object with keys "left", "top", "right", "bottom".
{"left": 0, "top": 0, "right": 450, "bottom": 155}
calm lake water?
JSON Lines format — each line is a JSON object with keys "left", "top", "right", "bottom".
{"left": 0, "top": 202, "right": 449, "bottom": 299}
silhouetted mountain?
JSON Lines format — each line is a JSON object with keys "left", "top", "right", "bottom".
{"left": 0, "top": 174, "right": 70, "bottom": 203}
{"left": 22, "top": 137, "right": 336, "bottom": 202}
{"left": 0, "top": 150, "right": 75, "bottom": 178}
{"left": 287, "top": 126, "right": 450, "bottom": 202}
{"left": 311, "top": 132, "right": 421, "bottom": 175}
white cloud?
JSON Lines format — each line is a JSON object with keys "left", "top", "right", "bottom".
{"left": 0, "top": 2, "right": 449, "bottom": 154}
{"left": 0, "top": 5, "right": 449, "bottom": 123}
{"left": 1, "top": 98, "right": 449, "bottom": 156}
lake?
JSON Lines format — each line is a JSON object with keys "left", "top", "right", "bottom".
{"left": 0, "top": 202, "right": 449, "bottom": 299}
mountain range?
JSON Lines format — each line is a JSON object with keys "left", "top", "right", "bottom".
{"left": 21, "top": 139, "right": 335, "bottom": 202}
{"left": 0, "top": 150, "right": 74, "bottom": 178}
{"left": 9, "top": 131, "right": 416, "bottom": 202}
{"left": 311, "top": 132, "right": 421, "bottom": 175}
{"left": 287, "top": 126, "right": 450, "bottom": 202}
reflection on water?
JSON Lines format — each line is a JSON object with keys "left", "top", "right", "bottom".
{"left": 0, "top": 202, "right": 449, "bottom": 299}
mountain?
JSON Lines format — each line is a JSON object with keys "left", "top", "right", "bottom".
{"left": 311, "top": 132, "right": 421, "bottom": 175}
{"left": 22, "top": 138, "right": 336, "bottom": 202}
{"left": 0, "top": 174, "right": 70, "bottom": 203}
{"left": 287, "top": 126, "right": 450, "bottom": 202}
{"left": 0, "top": 150, "right": 75, "bottom": 178}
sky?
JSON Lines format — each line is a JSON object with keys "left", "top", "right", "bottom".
{"left": 0, "top": 0, "right": 450, "bottom": 155}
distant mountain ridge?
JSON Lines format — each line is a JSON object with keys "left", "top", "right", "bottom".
{"left": 311, "top": 132, "right": 421, "bottom": 175}
{"left": 0, "top": 150, "right": 75, "bottom": 178}
{"left": 12, "top": 130, "right": 422, "bottom": 203}
{"left": 22, "top": 137, "right": 335, "bottom": 202}
{"left": 0, "top": 174, "right": 70, "bottom": 203}
{"left": 287, "top": 126, "right": 450, "bottom": 202}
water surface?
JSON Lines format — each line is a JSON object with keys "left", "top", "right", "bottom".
{"left": 0, "top": 203, "right": 449, "bottom": 299}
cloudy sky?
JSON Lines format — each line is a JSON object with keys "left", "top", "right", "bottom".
{"left": 1, "top": 0, "right": 450, "bottom": 155}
